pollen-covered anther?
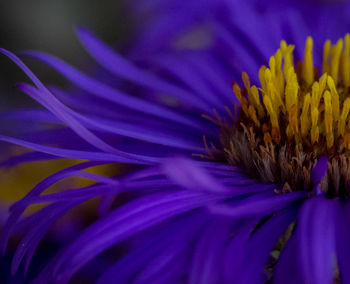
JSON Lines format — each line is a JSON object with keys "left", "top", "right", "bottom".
{"left": 232, "top": 83, "right": 249, "bottom": 116}
{"left": 223, "top": 34, "right": 350, "bottom": 197}
{"left": 300, "top": 93, "right": 311, "bottom": 136}
{"left": 231, "top": 34, "right": 350, "bottom": 152}
{"left": 302, "top": 37, "right": 314, "bottom": 87}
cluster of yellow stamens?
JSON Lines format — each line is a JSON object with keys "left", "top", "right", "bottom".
{"left": 233, "top": 34, "right": 350, "bottom": 152}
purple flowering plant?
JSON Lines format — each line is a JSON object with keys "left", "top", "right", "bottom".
{"left": 2, "top": 0, "right": 350, "bottom": 283}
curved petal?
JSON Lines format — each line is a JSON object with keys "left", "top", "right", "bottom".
{"left": 297, "top": 196, "right": 336, "bottom": 284}
{"left": 222, "top": 221, "right": 256, "bottom": 283}
{"left": 20, "top": 50, "right": 206, "bottom": 130}
{"left": 273, "top": 234, "right": 304, "bottom": 284}
{"left": 75, "top": 26, "right": 212, "bottom": 112}
{"left": 11, "top": 201, "right": 80, "bottom": 275}
{"left": 188, "top": 219, "right": 233, "bottom": 284}
{"left": 0, "top": 135, "right": 156, "bottom": 163}
{"left": 208, "top": 191, "right": 306, "bottom": 220}
{"left": 334, "top": 200, "right": 350, "bottom": 284}
{"left": 161, "top": 157, "right": 228, "bottom": 193}
{"left": 235, "top": 204, "right": 299, "bottom": 283}
{"left": 96, "top": 212, "right": 206, "bottom": 284}
{"left": 49, "top": 190, "right": 221, "bottom": 283}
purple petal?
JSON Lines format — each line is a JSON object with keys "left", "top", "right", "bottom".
{"left": 208, "top": 191, "right": 306, "bottom": 219}
{"left": 273, "top": 234, "right": 304, "bottom": 284}
{"left": 11, "top": 201, "right": 79, "bottom": 275}
{"left": 184, "top": 52, "right": 235, "bottom": 104}
{"left": 20, "top": 50, "right": 204, "bottom": 130}
{"left": 162, "top": 157, "right": 228, "bottom": 193}
{"left": 334, "top": 200, "right": 350, "bottom": 284}
{"left": 13, "top": 184, "right": 116, "bottom": 207}
{"left": 188, "top": 219, "right": 233, "bottom": 284}
{"left": 51, "top": 190, "right": 221, "bottom": 283}
{"left": 297, "top": 196, "right": 336, "bottom": 284}
{"left": 97, "top": 212, "right": 206, "bottom": 283}
{"left": 0, "top": 151, "right": 58, "bottom": 168}
{"left": 75, "top": 26, "right": 212, "bottom": 112}
{"left": 150, "top": 54, "right": 224, "bottom": 107}
{"left": 222, "top": 221, "right": 256, "bottom": 283}
{"left": 0, "top": 51, "right": 120, "bottom": 156}
{"left": 213, "top": 23, "right": 264, "bottom": 84}
{"left": 236, "top": 204, "right": 299, "bottom": 283}
{"left": 1, "top": 161, "right": 106, "bottom": 253}
{"left": 1, "top": 107, "right": 204, "bottom": 152}
{"left": 134, "top": 213, "right": 208, "bottom": 283}
{"left": 16, "top": 82, "right": 157, "bottom": 163}
{"left": 0, "top": 134, "right": 156, "bottom": 164}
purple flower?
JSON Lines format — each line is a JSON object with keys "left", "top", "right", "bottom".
{"left": 1, "top": 1, "right": 350, "bottom": 283}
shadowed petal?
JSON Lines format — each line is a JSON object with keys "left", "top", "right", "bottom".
{"left": 188, "top": 219, "right": 233, "bottom": 284}
{"left": 273, "top": 234, "right": 303, "bottom": 284}
{"left": 20, "top": 50, "right": 207, "bottom": 129}
{"left": 222, "top": 221, "right": 256, "bottom": 283}
{"left": 208, "top": 191, "right": 306, "bottom": 219}
{"left": 75, "top": 26, "right": 212, "bottom": 111}
{"left": 162, "top": 157, "right": 228, "bottom": 193}
{"left": 50, "top": 190, "right": 221, "bottom": 283}
{"left": 297, "top": 196, "right": 336, "bottom": 284}
{"left": 335, "top": 200, "right": 350, "bottom": 284}
{"left": 235, "top": 204, "right": 299, "bottom": 283}
{"left": 97, "top": 211, "right": 208, "bottom": 284}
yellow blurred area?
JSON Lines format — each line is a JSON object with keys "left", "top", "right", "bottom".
{"left": 0, "top": 150, "right": 119, "bottom": 202}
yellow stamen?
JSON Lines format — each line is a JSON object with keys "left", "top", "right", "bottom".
{"left": 273, "top": 49, "right": 284, "bottom": 96}
{"left": 311, "top": 82, "right": 321, "bottom": 109}
{"left": 243, "top": 72, "right": 254, "bottom": 107}
{"left": 319, "top": 73, "right": 328, "bottom": 95}
{"left": 232, "top": 35, "right": 350, "bottom": 153}
{"left": 263, "top": 95, "right": 279, "bottom": 129}
{"left": 288, "top": 104, "right": 299, "bottom": 136}
{"left": 341, "top": 34, "right": 350, "bottom": 87}
{"left": 269, "top": 56, "right": 276, "bottom": 78}
{"left": 327, "top": 76, "right": 340, "bottom": 122}
{"left": 338, "top": 98, "right": 350, "bottom": 137}
{"left": 300, "top": 93, "right": 311, "bottom": 137}
{"left": 242, "top": 72, "right": 250, "bottom": 90}
{"left": 250, "top": 85, "right": 265, "bottom": 118}
{"left": 265, "top": 69, "right": 282, "bottom": 112}
{"left": 303, "top": 37, "right": 314, "bottom": 87}
{"left": 330, "top": 39, "right": 343, "bottom": 83}
{"left": 232, "top": 83, "right": 249, "bottom": 115}
{"left": 285, "top": 67, "right": 299, "bottom": 114}
{"left": 248, "top": 105, "right": 260, "bottom": 127}
{"left": 280, "top": 41, "right": 294, "bottom": 77}
{"left": 267, "top": 81, "right": 285, "bottom": 113}
{"left": 311, "top": 107, "right": 319, "bottom": 144}
{"left": 259, "top": 66, "right": 267, "bottom": 91}
{"left": 323, "top": 90, "right": 334, "bottom": 148}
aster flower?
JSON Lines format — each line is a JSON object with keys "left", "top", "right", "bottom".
{"left": 2, "top": 1, "right": 350, "bottom": 283}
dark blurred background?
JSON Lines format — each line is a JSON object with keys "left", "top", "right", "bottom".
{"left": 0, "top": 0, "right": 131, "bottom": 111}
{"left": 0, "top": 2, "right": 134, "bottom": 281}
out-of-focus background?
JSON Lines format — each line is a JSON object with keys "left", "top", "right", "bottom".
{"left": 0, "top": 2, "right": 134, "bottom": 282}
{"left": 0, "top": 0, "right": 131, "bottom": 111}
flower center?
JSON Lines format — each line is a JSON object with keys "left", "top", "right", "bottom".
{"left": 221, "top": 35, "right": 350, "bottom": 198}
